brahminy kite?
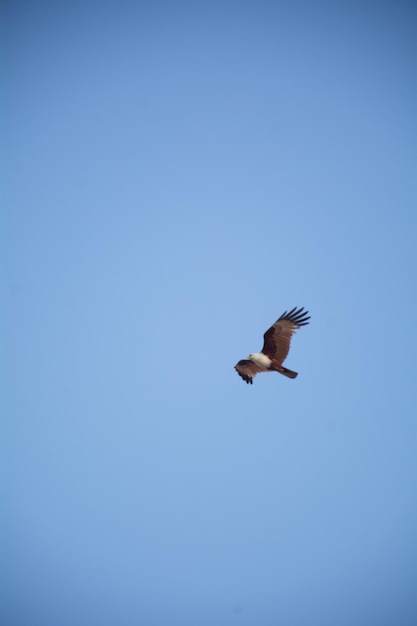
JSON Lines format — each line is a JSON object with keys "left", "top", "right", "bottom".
{"left": 235, "top": 307, "right": 310, "bottom": 384}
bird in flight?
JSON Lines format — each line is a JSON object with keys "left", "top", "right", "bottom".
{"left": 234, "top": 307, "right": 310, "bottom": 384}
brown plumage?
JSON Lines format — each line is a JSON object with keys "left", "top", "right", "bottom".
{"left": 234, "top": 307, "right": 310, "bottom": 384}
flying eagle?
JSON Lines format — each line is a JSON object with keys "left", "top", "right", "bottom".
{"left": 234, "top": 307, "right": 310, "bottom": 384}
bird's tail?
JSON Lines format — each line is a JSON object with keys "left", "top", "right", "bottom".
{"left": 278, "top": 366, "right": 298, "bottom": 379}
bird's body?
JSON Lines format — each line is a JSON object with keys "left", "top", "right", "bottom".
{"left": 234, "top": 307, "right": 310, "bottom": 384}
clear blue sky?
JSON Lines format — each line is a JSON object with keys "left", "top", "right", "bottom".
{"left": 3, "top": 1, "right": 416, "bottom": 625}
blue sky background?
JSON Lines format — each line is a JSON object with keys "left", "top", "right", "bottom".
{"left": 3, "top": 1, "right": 416, "bottom": 625}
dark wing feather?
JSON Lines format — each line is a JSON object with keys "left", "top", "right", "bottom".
{"left": 262, "top": 307, "right": 310, "bottom": 364}
{"left": 234, "top": 359, "right": 263, "bottom": 384}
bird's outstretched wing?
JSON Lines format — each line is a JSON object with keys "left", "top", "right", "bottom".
{"left": 234, "top": 360, "right": 264, "bottom": 384}
{"left": 262, "top": 307, "right": 310, "bottom": 365}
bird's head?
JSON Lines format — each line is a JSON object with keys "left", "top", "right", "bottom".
{"left": 247, "top": 352, "right": 271, "bottom": 368}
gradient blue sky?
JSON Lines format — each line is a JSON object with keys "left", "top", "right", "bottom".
{"left": 3, "top": 1, "right": 416, "bottom": 625}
